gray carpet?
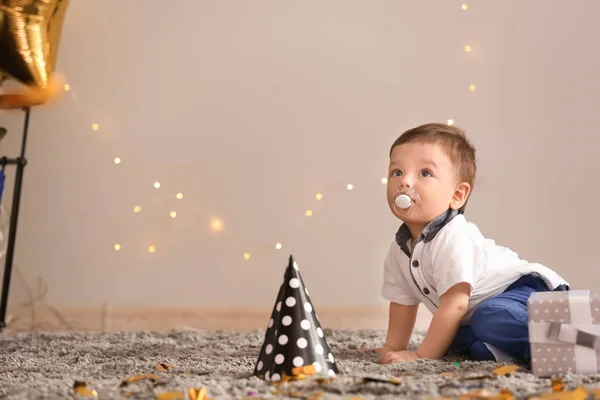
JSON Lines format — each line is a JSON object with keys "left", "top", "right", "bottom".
{"left": 1, "top": 329, "right": 600, "bottom": 399}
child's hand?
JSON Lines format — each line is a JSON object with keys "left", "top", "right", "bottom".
{"left": 380, "top": 350, "right": 420, "bottom": 364}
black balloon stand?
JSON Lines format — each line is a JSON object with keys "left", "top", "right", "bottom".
{"left": 0, "top": 108, "right": 30, "bottom": 332}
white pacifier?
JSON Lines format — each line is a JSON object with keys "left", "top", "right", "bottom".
{"left": 393, "top": 189, "right": 421, "bottom": 215}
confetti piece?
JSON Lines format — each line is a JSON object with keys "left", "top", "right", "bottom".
{"left": 73, "top": 381, "right": 98, "bottom": 397}
{"left": 454, "top": 388, "right": 514, "bottom": 399}
{"left": 315, "top": 377, "right": 335, "bottom": 385}
{"left": 529, "top": 386, "right": 588, "bottom": 400}
{"left": 551, "top": 378, "right": 564, "bottom": 392}
{"left": 156, "top": 392, "right": 186, "bottom": 400}
{"left": 292, "top": 364, "right": 317, "bottom": 376}
{"left": 155, "top": 363, "right": 176, "bottom": 371}
{"left": 493, "top": 365, "right": 520, "bottom": 376}
{"left": 360, "top": 376, "right": 402, "bottom": 385}
{"left": 188, "top": 387, "right": 207, "bottom": 400}
{"left": 453, "top": 361, "right": 462, "bottom": 367}
{"left": 119, "top": 374, "right": 159, "bottom": 387}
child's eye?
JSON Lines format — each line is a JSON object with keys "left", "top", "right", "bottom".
{"left": 420, "top": 170, "right": 432, "bottom": 177}
{"left": 391, "top": 169, "right": 402, "bottom": 177}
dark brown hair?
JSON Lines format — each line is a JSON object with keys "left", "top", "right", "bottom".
{"left": 390, "top": 123, "right": 477, "bottom": 213}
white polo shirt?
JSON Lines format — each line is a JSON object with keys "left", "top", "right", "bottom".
{"left": 381, "top": 209, "right": 569, "bottom": 324}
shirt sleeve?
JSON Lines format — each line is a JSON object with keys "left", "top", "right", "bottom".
{"left": 432, "top": 233, "right": 484, "bottom": 298}
{"left": 381, "top": 242, "right": 421, "bottom": 306}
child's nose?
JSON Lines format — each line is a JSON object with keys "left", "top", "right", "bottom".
{"left": 399, "top": 175, "right": 413, "bottom": 188}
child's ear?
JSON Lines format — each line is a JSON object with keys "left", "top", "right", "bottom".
{"left": 450, "top": 182, "right": 471, "bottom": 210}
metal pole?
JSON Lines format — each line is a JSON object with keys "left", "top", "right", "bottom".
{"left": 0, "top": 108, "right": 30, "bottom": 331}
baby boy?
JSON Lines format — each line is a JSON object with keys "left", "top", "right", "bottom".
{"left": 367, "top": 123, "right": 569, "bottom": 365}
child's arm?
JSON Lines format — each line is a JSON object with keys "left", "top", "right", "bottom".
{"left": 384, "top": 301, "right": 419, "bottom": 352}
{"left": 416, "top": 282, "right": 470, "bottom": 358}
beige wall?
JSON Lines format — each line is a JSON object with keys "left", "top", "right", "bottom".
{"left": 1, "top": 1, "right": 599, "bottom": 317}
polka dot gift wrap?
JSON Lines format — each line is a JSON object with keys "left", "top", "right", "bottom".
{"left": 528, "top": 290, "right": 600, "bottom": 377}
{"left": 253, "top": 255, "right": 340, "bottom": 381}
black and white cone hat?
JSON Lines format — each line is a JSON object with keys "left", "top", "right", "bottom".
{"left": 253, "top": 255, "right": 339, "bottom": 381}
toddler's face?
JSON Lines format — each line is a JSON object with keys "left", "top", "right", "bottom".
{"left": 386, "top": 141, "right": 462, "bottom": 226}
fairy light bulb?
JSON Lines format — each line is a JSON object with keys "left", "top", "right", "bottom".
{"left": 92, "top": 123, "right": 99, "bottom": 131}
{"left": 462, "top": 3, "right": 468, "bottom": 10}
{"left": 170, "top": 211, "right": 177, "bottom": 218}
{"left": 347, "top": 184, "right": 354, "bottom": 190}
{"left": 316, "top": 193, "right": 323, "bottom": 200}
{"left": 464, "top": 45, "right": 472, "bottom": 53}
{"left": 64, "top": 84, "right": 70, "bottom": 91}
{"left": 210, "top": 218, "right": 223, "bottom": 232}
{"left": 381, "top": 177, "right": 388, "bottom": 184}
{"left": 243, "top": 253, "right": 251, "bottom": 260}
{"left": 305, "top": 210, "right": 313, "bottom": 217}
{"left": 114, "top": 157, "right": 121, "bottom": 164}
{"left": 469, "top": 84, "right": 477, "bottom": 92}
{"left": 133, "top": 205, "right": 141, "bottom": 213}
{"left": 114, "top": 244, "right": 121, "bottom": 251}
{"left": 154, "top": 182, "right": 161, "bottom": 189}
{"left": 448, "top": 119, "right": 454, "bottom": 126}
{"left": 148, "top": 245, "right": 156, "bottom": 253}
{"left": 275, "top": 243, "right": 282, "bottom": 250}
{"left": 176, "top": 193, "right": 183, "bottom": 200}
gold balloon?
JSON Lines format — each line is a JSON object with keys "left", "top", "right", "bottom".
{"left": 0, "top": 0, "right": 70, "bottom": 109}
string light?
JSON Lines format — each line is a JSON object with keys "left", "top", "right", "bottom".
{"left": 148, "top": 245, "right": 156, "bottom": 253}
{"left": 114, "top": 157, "right": 121, "bottom": 164}
{"left": 243, "top": 253, "right": 251, "bottom": 260}
{"left": 170, "top": 211, "right": 177, "bottom": 218}
{"left": 133, "top": 205, "right": 141, "bottom": 213}
{"left": 462, "top": 3, "right": 468, "bottom": 10}
{"left": 154, "top": 182, "right": 161, "bottom": 189}
{"left": 347, "top": 184, "right": 354, "bottom": 190}
{"left": 469, "top": 84, "right": 477, "bottom": 92}
{"left": 114, "top": 244, "right": 121, "bottom": 251}
{"left": 64, "top": 84, "right": 70, "bottom": 91}
{"left": 447, "top": 119, "right": 455, "bottom": 126}
{"left": 464, "top": 45, "right": 472, "bottom": 53}
{"left": 305, "top": 210, "right": 313, "bottom": 217}
{"left": 275, "top": 243, "right": 282, "bottom": 250}
{"left": 92, "top": 123, "right": 99, "bottom": 131}
{"left": 210, "top": 218, "right": 223, "bottom": 232}
{"left": 176, "top": 193, "right": 183, "bottom": 200}
{"left": 315, "top": 193, "right": 323, "bottom": 200}
{"left": 381, "top": 177, "right": 388, "bottom": 184}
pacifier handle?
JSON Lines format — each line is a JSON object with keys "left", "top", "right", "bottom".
{"left": 395, "top": 194, "right": 412, "bottom": 209}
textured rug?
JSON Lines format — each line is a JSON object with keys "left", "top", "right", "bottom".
{"left": 1, "top": 329, "right": 600, "bottom": 399}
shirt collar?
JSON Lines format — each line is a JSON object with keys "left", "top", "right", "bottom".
{"left": 395, "top": 208, "right": 460, "bottom": 257}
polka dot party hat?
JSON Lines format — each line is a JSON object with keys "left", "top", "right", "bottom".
{"left": 253, "top": 255, "right": 339, "bottom": 381}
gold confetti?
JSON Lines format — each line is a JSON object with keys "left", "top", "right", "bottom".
{"left": 73, "top": 381, "right": 98, "bottom": 397}
{"left": 119, "top": 374, "right": 159, "bottom": 387}
{"left": 493, "top": 365, "right": 520, "bottom": 376}
{"left": 292, "top": 364, "right": 317, "bottom": 376}
{"left": 454, "top": 388, "right": 514, "bottom": 399}
{"left": 155, "top": 363, "right": 176, "bottom": 371}
{"left": 360, "top": 376, "right": 401, "bottom": 385}
{"left": 188, "top": 387, "right": 207, "bottom": 400}
{"left": 551, "top": 377, "right": 564, "bottom": 392}
{"left": 156, "top": 392, "right": 186, "bottom": 400}
{"left": 530, "top": 386, "right": 588, "bottom": 400}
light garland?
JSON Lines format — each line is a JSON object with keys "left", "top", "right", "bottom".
{"left": 60, "top": 18, "right": 477, "bottom": 259}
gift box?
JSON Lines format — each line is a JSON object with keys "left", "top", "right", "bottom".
{"left": 528, "top": 290, "right": 600, "bottom": 377}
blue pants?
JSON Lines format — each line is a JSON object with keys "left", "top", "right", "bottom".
{"left": 447, "top": 274, "right": 568, "bottom": 364}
